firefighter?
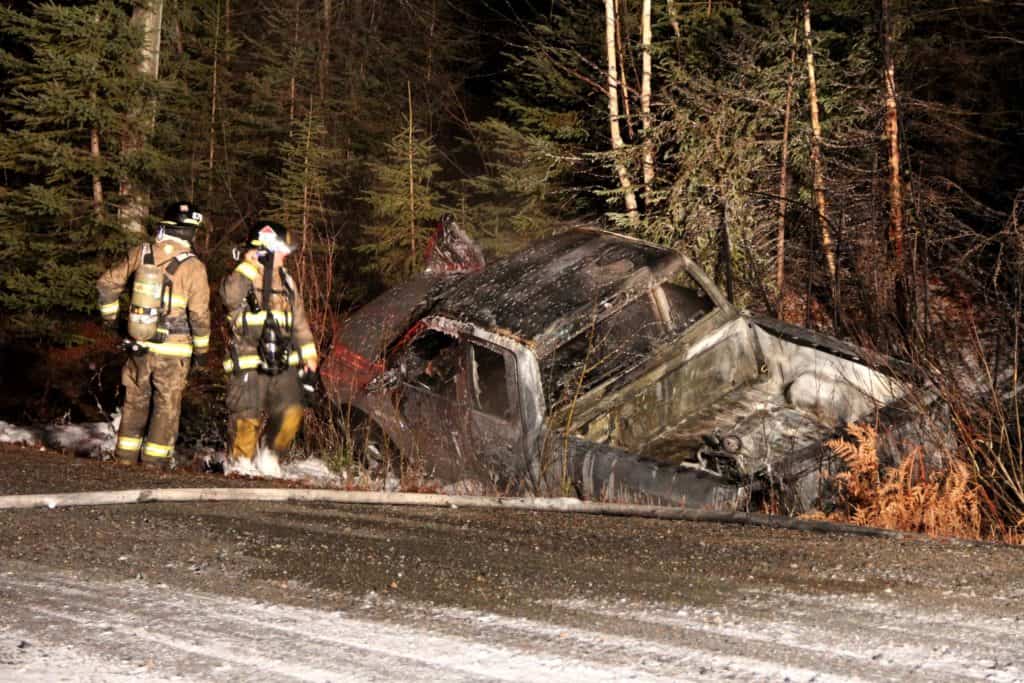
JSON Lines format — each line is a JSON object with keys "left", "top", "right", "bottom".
{"left": 221, "top": 220, "right": 318, "bottom": 476}
{"left": 98, "top": 201, "right": 211, "bottom": 468}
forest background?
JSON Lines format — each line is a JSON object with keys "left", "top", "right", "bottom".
{"left": 1, "top": 0, "right": 1023, "bottom": 533}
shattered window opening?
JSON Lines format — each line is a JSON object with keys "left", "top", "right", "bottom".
{"left": 403, "top": 329, "right": 461, "bottom": 396}
{"left": 541, "top": 295, "right": 675, "bottom": 411}
{"left": 661, "top": 273, "right": 715, "bottom": 332}
{"left": 471, "top": 343, "right": 513, "bottom": 420}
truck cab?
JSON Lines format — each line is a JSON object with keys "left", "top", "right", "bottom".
{"left": 322, "top": 228, "right": 906, "bottom": 509}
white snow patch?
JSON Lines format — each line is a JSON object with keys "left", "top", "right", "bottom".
{"left": 253, "top": 446, "right": 282, "bottom": 477}
{"left": 281, "top": 456, "right": 340, "bottom": 484}
{"left": 0, "top": 416, "right": 118, "bottom": 457}
{"left": 42, "top": 417, "right": 118, "bottom": 457}
{"left": 222, "top": 455, "right": 259, "bottom": 477}
{"left": 7, "top": 416, "right": 346, "bottom": 484}
{"left": 217, "top": 447, "right": 343, "bottom": 485}
{"left": 1, "top": 627, "right": 179, "bottom": 683}
{"left": 0, "top": 421, "right": 41, "bottom": 446}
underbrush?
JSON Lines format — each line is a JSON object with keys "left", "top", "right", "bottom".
{"left": 816, "top": 424, "right": 1022, "bottom": 544}
{"left": 297, "top": 402, "right": 444, "bottom": 493}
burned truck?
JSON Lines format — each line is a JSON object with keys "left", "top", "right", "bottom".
{"left": 321, "top": 227, "right": 907, "bottom": 511}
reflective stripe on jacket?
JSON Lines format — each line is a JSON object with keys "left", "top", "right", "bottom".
{"left": 222, "top": 350, "right": 304, "bottom": 373}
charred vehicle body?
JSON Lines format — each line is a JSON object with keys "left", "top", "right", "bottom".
{"left": 322, "top": 227, "right": 908, "bottom": 510}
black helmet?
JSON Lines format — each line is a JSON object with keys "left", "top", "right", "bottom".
{"left": 158, "top": 200, "right": 203, "bottom": 243}
{"left": 248, "top": 220, "right": 292, "bottom": 254}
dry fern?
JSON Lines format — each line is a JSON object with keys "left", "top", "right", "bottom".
{"left": 823, "top": 424, "right": 1014, "bottom": 542}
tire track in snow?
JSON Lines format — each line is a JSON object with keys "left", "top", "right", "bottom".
{"left": 5, "top": 571, "right": 1021, "bottom": 682}
{"left": 547, "top": 596, "right": 1022, "bottom": 683}
{"left": 4, "top": 571, "right": 863, "bottom": 683}
{"left": 2, "top": 573, "right": 681, "bottom": 682}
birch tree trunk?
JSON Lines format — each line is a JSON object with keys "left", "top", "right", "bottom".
{"left": 119, "top": 0, "right": 163, "bottom": 233}
{"left": 640, "top": 0, "right": 654, "bottom": 193}
{"left": 777, "top": 30, "right": 797, "bottom": 318}
{"left": 614, "top": 0, "right": 636, "bottom": 140}
{"left": 604, "top": 0, "right": 639, "bottom": 223}
{"left": 90, "top": 94, "right": 104, "bottom": 216}
{"left": 803, "top": 0, "right": 837, "bottom": 283}
{"left": 882, "top": 0, "right": 905, "bottom": 276}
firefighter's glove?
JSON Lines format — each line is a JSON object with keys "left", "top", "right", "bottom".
{"left": 297, "top": 368, "right": 321, "bottom": 407}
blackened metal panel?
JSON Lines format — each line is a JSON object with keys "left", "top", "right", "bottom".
{"left": 334, "top": 275, "right": 454, "bottom": 361}
{"left": 541, "top": 435, "right": 746, "bottom": 509}
{"left": 433, "top": 229, "right": 682, "bottom": 351}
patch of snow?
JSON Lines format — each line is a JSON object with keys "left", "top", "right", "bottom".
{"left": 223, "top": 456, "right": 259, "bottom": 477}
{"left": 219, "top": 449, "right": 342, "bottom": 485}
{"left": 0, "top": 413, "right": 120, "bottom": 457}
{"left": 281, "top": 456, "right": 340, "bottom": 484}
{"left": 253, "top": 447, "right": 282, "bottom": 477}
{"left": 1, "top": 629, "right": 180, "bottom": 683}
{"left": 42, "top": 417, "right": 117, "bottom": 457}
{"left": 5, "top": 415, "right": 348, "bottom": 486}
{"left": 0, "top": 421, "right": 41, "bottom": 446}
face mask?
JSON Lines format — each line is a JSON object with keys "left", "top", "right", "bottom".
{"left": 258, "top": 226, "right": 292, "bottom": 255}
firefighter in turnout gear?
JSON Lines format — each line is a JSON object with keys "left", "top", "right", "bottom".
{"left": 98, "top": 201, "right": 211, "bottom": 467}
{"left": 221, "top": 221, "right": 318, "bottom": 477}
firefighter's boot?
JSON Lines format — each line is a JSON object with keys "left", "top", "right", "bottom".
{"left": 228, "top": 415, "right": 261, "bottom": 476}
{"left": 258, "top": 404, "right": 303, "bottom": 477}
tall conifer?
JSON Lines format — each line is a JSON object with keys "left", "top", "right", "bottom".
{"left": 0, "top": 1, "right": 145, "bottom": 335}
{"left": 359, "top": 109, "right": 444, "bottom": 283}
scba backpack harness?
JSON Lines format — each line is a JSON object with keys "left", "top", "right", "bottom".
{"left": 226, "top": 257, "right": 299, "bottom": 375}
{"left": 126, "top": 243, "right": 194, "bottom": 352}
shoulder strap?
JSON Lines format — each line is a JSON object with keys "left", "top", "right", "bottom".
{"left": 142, "top": 243, "right": 154, "bottom": 265}
{"left": 261, "top": 261, "right": 275, "bottom": 312}
{"left": 280, "top": 268, "right": 296, "bottom": 299}
{"left": 164, "top": 252, "right": 194, "bottom": 277}
{"left": 156, "top": 252, "right": 194, "bottom": 316}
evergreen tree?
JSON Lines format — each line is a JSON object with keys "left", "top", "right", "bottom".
{"left": 266, "top": 106, "right": 343, "bottom": 322}
{"left": 647, "top": 4, "right": 800, "bottom": 309}
{"left": 359, "top": 111, "right": 444, "bottom": 283}
{"left": 454, "top": 118, "right": 568, "bottom": 255}
{"left": 0, "top": 1, "right": 145, "bottom": 337}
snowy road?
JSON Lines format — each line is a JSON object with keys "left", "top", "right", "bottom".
{"left": 2, "top": 565, "right": 1023, "bottom": 681}
{"left": 1, "top": 447, "right": 1023, "bottom": 681}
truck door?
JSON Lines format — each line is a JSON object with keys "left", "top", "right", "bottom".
{"left": 394, "top": 328, "right": 468, "bottom": 481}
{"left": 460, "top": 339, "right": 529, "bottom": 490}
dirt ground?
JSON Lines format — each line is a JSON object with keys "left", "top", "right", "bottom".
{"left": 2, "top": 444, "right": 1023, "bottom": 681}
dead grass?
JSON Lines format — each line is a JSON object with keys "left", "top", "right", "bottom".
{"left": 819, "top": 424, "right": 1022, "bottom": 544}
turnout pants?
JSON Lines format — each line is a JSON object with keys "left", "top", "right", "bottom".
{"left": 114, "top": 351, "right": 191, "bottom": 465}
{"left": 226, "top": 368, "right": 304, "bottom": 462}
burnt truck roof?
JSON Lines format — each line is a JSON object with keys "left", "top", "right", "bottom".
{"left": 434, "top": 229, "right": 682, "bottom": 351}
{"left": 336, "top": 227, "right": 686, "bottom": 362}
